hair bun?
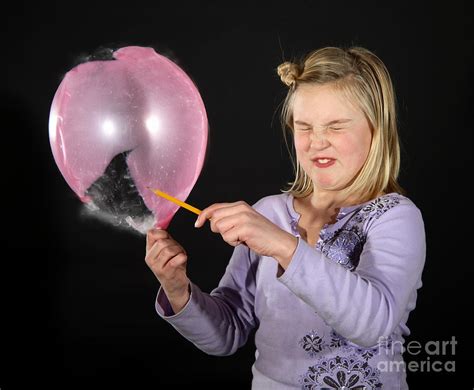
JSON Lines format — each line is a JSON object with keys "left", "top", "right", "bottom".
{"left": 277, "top": 62, "right": 301, "bottom": 87}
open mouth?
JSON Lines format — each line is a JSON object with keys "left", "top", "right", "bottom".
{"left": 312, "top": 158, "right": 336, "bottom": 168}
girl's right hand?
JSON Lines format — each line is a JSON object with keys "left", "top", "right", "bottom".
{"left": 145, "top": 228, "right": 190, "bottom": 312}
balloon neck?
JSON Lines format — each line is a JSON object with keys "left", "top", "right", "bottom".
{"left": 155, "top": 214, "right": 173, "bottom": 230}
{"left": 81, "top": 194, "right": 92, "bottom": 203}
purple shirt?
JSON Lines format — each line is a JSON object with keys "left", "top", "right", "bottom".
{"left": 155, "top": 192, "right": 426, "bottom": 389}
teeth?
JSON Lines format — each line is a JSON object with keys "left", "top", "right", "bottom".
{"left": 316, "top": 158, "right": 331, "bottom": 163}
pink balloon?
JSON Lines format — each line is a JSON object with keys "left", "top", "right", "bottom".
{"left": 49, "top": 46, "right": 208, "bottom": 232}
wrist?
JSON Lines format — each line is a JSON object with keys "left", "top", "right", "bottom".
{"left": 273, "top": 232, "right": 298, "bottom": 270}
{"left": 163, "top": 279, "right": 190, "bottom": 299}
{"left": 163, "top": 281, "right": 191, "bottom": 314}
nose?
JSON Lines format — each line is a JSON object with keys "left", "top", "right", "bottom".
{"left": 310, "top": 126, "right": 330, "bottom": 147}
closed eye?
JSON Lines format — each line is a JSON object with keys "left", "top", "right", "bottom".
{"left": 295, "top": 127, "right": 343, "bottom": 131}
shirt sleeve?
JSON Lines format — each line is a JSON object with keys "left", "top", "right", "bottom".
{"left": 155, "top": 242, "right": 259, "bottom": 356}
{"left": 277, "top": 202, "right": 426, "bottom": 347}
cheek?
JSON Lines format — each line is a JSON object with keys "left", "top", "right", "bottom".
{"left": 294, "top": 134, "right": 309, "bottom": 153}
{"left": 338, "top": 135, "right": 371, "bottom": 166}
{"left": 294, "top": 136, "right": 312, "bottom": 167}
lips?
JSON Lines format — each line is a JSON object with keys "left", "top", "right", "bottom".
{"left": 312, "top": 157, "right": 336, "bottom": 168}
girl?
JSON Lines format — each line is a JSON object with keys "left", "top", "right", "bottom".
{"left": 145, "top": 46, "right": 426, "bottom": 389}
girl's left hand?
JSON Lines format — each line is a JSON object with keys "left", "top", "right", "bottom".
{"left": 194, "top": 201, "right": 298, "bottom": 267}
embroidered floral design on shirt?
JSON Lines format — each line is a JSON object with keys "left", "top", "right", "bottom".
{"left": 315, "top": 194, "right": 402, "bottom": 270}
{"left": 300, "top": 329, "right": 394, "bottom": 361}
{"left": 317, "top": 227, "right": 365, "bottom": 270}
{"left": 299, "top": 330, "right": 324, "bottom": 358}
{"left": 356, "top": 347, "right": 378, "bottom": 362}
{"left": 299, "top": 355, "right": 383, "bottom": 389}
{"left": 353, "top": 195, "right": 401, "bottom": 224}
{"left": 328, "top": 329, "right": 352, "bottom": 352}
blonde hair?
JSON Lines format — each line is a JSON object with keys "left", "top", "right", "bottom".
{"left": 277, "top": 46, "right": 406, "bottom": 203}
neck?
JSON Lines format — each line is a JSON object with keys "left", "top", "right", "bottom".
{"left": 308, "top": 190, "right": 345, "bottom": 210}
{"left": 295, "top": 189, "right": 361, "bottom": 226}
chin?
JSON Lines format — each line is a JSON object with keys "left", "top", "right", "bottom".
{"left": 314, "top": 178, "right": 352, "bottom": 192}
{"left": 311, "top": 175, "right": 337, "bottom": 189}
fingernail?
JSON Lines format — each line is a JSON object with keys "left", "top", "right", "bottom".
{"left": 194, "top": 219, "right": 199, "bottom": 228}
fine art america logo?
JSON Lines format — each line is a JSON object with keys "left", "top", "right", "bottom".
{"left": 376, "top": 336, "right": 457, "bottom": 373}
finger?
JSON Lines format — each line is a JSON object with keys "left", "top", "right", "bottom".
{"left": 194, "top": 203, "right": 231, "bottom": 228}
{"left": 146, "top": 228, "right": 166, "bottom": 251}
{"left": 195, "top": 201, "right": 251, "bottom": 228}
{"left": 157, "top": 245, "right": 187, "bottom": 271}
{"left": 221, "top": 226, "right": 244, "bottom": 247}
{"left": 211, "top": 201, "right": 252, "bottom": 222}
{"left": 167, "top": 252, "right": 188, "bottom": 268}
{"left": 145, "top": 238, "right": 178, "bottom": 267}
{"left": 146, "top": 228, "right": 170, "bottom": 252}
{"left": 146, "top": 243, "right": 181, "bottom": 274}
{"left": 211, "top": 213, "right": 242, "bottom": 234}
{"left": 212, "top": 204, "right": 256, "bottom": 234}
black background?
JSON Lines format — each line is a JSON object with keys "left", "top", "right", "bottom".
{"left": 3, "top": 1, "right": 472, "bottom": 388}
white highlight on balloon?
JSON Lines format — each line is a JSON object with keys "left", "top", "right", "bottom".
{"left": 49, "top": 111, "right": 58, "bottom": 143}
{"left": 102, "top": 119, "right": 116, "bottom": 137}
{"left": 145, "top": 115, "right": 161, "bottom": 136}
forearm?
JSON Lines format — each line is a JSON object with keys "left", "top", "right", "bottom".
{"left": 277, "top": 232, "right": 424, "bottom": 347}
{"left": 155, "top": 225, "right": 259, "bottom": 356}
{"left": 278, "top": 239, "right": 391, "bottom": 346}
{"left": 275, "top": 202, "right": 425, "bottom": 347}
{"left": 156, "top": 281, "right": 255, "bottom": 356}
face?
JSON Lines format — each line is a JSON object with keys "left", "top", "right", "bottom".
{"left": 292, "top": 83, "right": 372, "bottom": 192}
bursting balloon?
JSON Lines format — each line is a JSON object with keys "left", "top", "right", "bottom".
{"left": 49, "top": 46, "right": 208, "bottom": 233}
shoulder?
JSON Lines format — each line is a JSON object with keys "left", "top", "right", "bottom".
{"left": 250, "top": 193, "right": 290, "bottom": 219}
{"left": 251, "top": 192, "right": 288, "bottom": 212}
{"left": 360, "top": 193, "right": 425, "bottom": 234}
{"left": 359, "top": 192, "right": 417, "bottom": 219}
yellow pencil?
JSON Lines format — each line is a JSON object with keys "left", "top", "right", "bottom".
{"left": 147, "top": 187, "right": 202, "bottom": 216}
